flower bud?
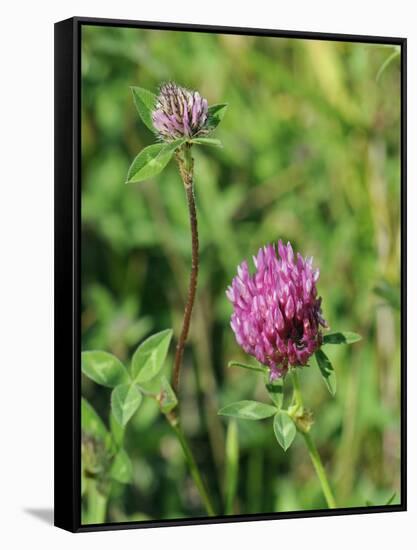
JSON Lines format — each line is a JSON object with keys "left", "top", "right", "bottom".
{"left": 152, "top": 82, "right": 209, "bottom": 141}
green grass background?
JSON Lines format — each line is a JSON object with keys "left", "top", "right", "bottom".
{"left": 81, "top": 24, "right": 402, "bottom": 521}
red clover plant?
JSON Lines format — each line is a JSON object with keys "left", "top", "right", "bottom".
{"left": 220, "top": 240, "right": 361, "bottom": 508}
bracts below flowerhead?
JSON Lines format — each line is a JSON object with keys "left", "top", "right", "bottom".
{"left": 226, "top": 240, "right": 327, "bottom": 380}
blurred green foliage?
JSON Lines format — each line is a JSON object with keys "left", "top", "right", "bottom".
{"left": 81, "top": 24, "right": 402, "bottom": 522}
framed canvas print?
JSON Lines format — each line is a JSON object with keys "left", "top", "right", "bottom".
{"left": 54, "top": 16, "right": 406, "bottom": 532}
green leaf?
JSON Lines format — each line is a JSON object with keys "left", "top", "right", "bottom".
{"left": 228, "top": 360, "right": 267, "bottom": 374}
{"left": 110, "top": 412, "right": 124, "bottom": 447}
{"left": 191, "top": 137, "right": 223, "bottom": 148}
{"left": 273, "top": 411, "right": 296, "bottom": 451}
{"left": 266, "top": 378, "right": 284, "bottom": 408}
{"left": 207, "top": 103, "right": 228, "bottom": 129}
{"left": 323, "top": 331, "right": 362, "bottom": 345}
{"left": 111, "top": 384, "right": 142, "bottom": 426}
{"left": 157, "top": 376, "right": 178, "bottom": 413}
{"left": 130, "top": 86, "right": 157, "bottom": 132}
{"left": 131, "top": 329, "right": 173, "bottom": 383}
{"left": 109, "top": 448, "right": 133, "bottom": 483}
{"left": 81, "top": 398, "right": 112, "bottom": 449}
{"left": 315, "top": 349, "right": 337, "bottom": 396}
{"left": 81, "top": 351, "right": 128, "bottom": 388}
{"left": 218, "top": 400, "right": 277, "bottom": 420}
{"left": 126, "top": 140, "right": 185, "bottom": 184}
{"left": 82, "top": 398, "right": 107, "bottom": 438}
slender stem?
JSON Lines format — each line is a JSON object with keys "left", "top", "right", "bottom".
{"left": 172, "top": 145, "right": 199, "bottom": 394}
{"left": 300, "top": 431, "right": 336, "bottom": 509}
{"left": 166, "top": 412, "right": 216, "bottom": 516}
{"left": 291, "top": 368, "right": 304, "bottom": 410}
{"left": 224, "top": 420, "right": 239, "bottom": 514}
{"left": 84, "top": 480, "right": 107, "bottom": 524}
{"left": 291, "top": 369, "right": 337, "bottom": 509}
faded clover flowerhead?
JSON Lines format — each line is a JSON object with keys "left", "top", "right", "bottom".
{"left": 152, "top": 82, "right": 209, "bottom": 141}
{"left": 226, "top": 240, "right": 327, "bottom": 380}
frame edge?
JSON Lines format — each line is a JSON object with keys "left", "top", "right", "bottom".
{"left": 54, "top": 16, "right": 80, "bottom": 533}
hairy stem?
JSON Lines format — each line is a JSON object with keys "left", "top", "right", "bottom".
{"left": 291, "top": 369, "right": 337, "bottom": 509}
{"left": 145, "top": 185, "right": 225, "bottom": 488}
{"left": 166, "top": 146, "right": 216, "bottom": 515}
{"left": 172, "top": 145, "right": 199, "bottom": 394}
{"left": 166, "top": 412, "right": 216, "bottom": 516}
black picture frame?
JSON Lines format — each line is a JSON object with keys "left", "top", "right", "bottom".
{"left": 54, "top": 16, "right": 407, "bottom": 533}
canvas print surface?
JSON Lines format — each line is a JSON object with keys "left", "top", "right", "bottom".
{"left": 80, "top": 24, "right": 402, "bottom": 526}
